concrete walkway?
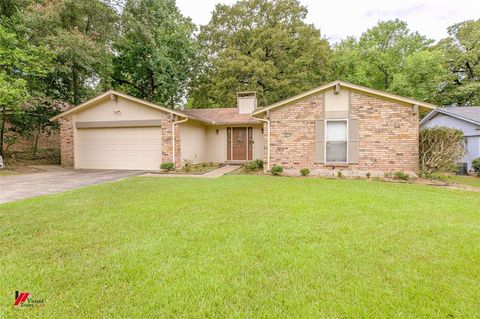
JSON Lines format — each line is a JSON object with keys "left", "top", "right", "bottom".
{"left": 143, "top": 165, "right": 240, "bottom": 178}
{"left": 202, "top": 165, "right": 240, "bottom": 177}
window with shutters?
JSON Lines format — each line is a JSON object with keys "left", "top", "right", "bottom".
{"left": 325, "top": 120, "right": 348, "bottom": 163}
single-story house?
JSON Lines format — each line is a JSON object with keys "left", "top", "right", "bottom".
{"left": 420, "top": 106, "right": 480, "bottom": 172}
{"left": 51, "top": 80, "right": 436, "bottom": 175}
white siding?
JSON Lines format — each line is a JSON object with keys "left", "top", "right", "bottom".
{"left": 422, "top": 113, "right": 479, "bottom": 136}
{"left": 465, "top": 136, "right": 480, "bottom": 170}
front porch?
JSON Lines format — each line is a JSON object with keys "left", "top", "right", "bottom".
{"left": 179, "top": 121, "right": 264, "bottom": 166}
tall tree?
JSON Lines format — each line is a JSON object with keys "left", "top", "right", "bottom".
{"left": 22, "top": 0, "right": 118, "bottom": 105}
{"left": 0, "top": 25, "right": 52, "bottom": 155}
{"left": 9, "top": 96, "right": 61, "bottom": 157}
{"left": 331, "top": 19, "right": 446, "bottom": 102}
{"left": 112, "top": 0, "right": 197, "bottom": 108}
{"left": 188, "top": 0, "right": 331, "bottom": 108}
{"left": 436, "top": 19, "right": 480, "bottom": 106}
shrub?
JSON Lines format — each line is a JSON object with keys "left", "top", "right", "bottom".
{"left": 244, "top": 162, "right": 256, "bottom": 171}
{"left": 337, "top": 170, "right": 344, "bottom": 178}
{"left": 244, "top": 161, "right": 258, "bottom": 171}
{"left": 253, "top": 159, "right": 264, "bottom": 169}
{"left": 300, "top": 168, "right": 310, "bottom": 176}
{"left": 393, "top": 171, "right": 410, "bottom": 181}
{"left": 366, "top": 172, "right": 371, "bottom": 179}
{"left": 419, "top": 127, "right": 465, "bottom": 177}
{"left": 473, "top": 158, "right": 480, "bottom": 175}
{"left": 270, "top": 165, "right": 283, "bottom": 175}
{"left": 244, "top": 159, "right": 264, "bottom": 171}
{"left": 160, "top": 162, "right": 175, "bottom": 171}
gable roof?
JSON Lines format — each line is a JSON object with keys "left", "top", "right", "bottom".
{"left": 252, "top": 80, "right": 436, "bottom": 115}
{"left": 50, "top": 90, "right": 187, "bottom": 121}
{"left": 182, "top": 108, "right": 260, "bottom": 125}
{"left": 420, "top": 106, "right": 480, "bottom": 127}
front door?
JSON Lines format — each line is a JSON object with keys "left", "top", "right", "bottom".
{"left": 227, "top": 127, "right": 253, "bottom": 161}
{"left": 232, "top": 127, "right": 247, "bottom": 160}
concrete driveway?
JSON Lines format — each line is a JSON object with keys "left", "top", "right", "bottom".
{"left": 0, "top": 168, "right": 145, "bottom": 204}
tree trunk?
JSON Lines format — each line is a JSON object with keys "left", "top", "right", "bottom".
{"left": 147, "top": 68, "right": 155, "bottom": 101}
{"left": 72, "top": 65, "right": 80, "bottom": 105}
{"left": 0, "top": 106, "right": 5, "bottom": 157}
{"left": 32, "top": 126, "right": 41, "bottom": 158}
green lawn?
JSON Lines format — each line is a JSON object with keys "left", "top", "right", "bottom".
{"left": 448, "top": 175, "right": 480, "bottom": 188}
{"left": 1, "top": 176, "right": 479, "bottom": 318}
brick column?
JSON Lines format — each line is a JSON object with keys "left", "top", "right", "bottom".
{"left": 161, "top": 115, "right": 182, "bottom": 167}
{"left": 60, "top": 116, "right": 74, "bottom": 167}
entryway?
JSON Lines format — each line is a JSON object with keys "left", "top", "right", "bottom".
{"left": 227, "top": 127, "right": 253, "bottom": 161}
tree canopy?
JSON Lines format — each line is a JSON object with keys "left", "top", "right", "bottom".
{"left": 436, "top": 19, "right": 480, "bottom": 106}
{"left": 113, "top": 0, "right": 197, "bottom": 108}
{"left": 331, "top": 19, "right": 447, "bottom": 103}
{"left": 188, "top": 0, "right": 332, "bottom": 108}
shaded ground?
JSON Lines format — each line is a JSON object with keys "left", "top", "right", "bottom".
{"left": 0, "top": 149, "right": 60, "bottom": 176}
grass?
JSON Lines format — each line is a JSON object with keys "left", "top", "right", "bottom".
{"left": 1, "top": 176, "right": 479, "bottom": 318}
{"left": 447, "top": 175, "right": 480, "bottom": 188}
{"left": 430, "top": 173, "right": 480, "bottom": 189}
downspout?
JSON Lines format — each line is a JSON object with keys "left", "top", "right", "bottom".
{"left": 254, "top": 116, "right": 271, "bottom": 171}
{"left": 172, "top": 116, "right": 188, "bottom": 164}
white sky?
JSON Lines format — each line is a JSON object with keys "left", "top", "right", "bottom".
{"left": 176, "top": 0, "right": 480, "bottom": 43}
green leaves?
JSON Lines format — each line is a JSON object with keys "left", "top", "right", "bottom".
{"left": 0, "top": 25, "right": 53, "bottom": 154}
{"left": 113, "top": 0, "right": 197, "bottom": 108}
{"left": 188, "top": 0, "right": 331, "bottom": 108}
{"left": 436, "top": 19, "right": 480, "bottom": 106}
{"left": 331, "top": 19, "right": 442, "bottom": 102}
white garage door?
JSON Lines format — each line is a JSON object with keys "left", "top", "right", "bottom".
{"left": 76, "top": 127, "right": 163, "bottom": 170}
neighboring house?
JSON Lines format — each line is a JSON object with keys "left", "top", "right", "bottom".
{"left": 420, "top": 107, "right": 480, "bottom": 171}
{"left": 51, "top": 80, "right": 436, "bottom": 175}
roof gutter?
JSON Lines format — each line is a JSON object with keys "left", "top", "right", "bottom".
{"left": 172, "top": 116, "right": 188, "bottom": 165}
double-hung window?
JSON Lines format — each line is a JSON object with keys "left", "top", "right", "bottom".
{"left": 325, "top": 120, "right": 347, "bottom": 163}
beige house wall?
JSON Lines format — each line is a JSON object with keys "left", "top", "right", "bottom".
{"left": 180, "top": 121, "right": 207, "bottom": 164}
{"left": 204, "top": 125, "right": 264, "bottom": 163}
{"left": 324, "top": 89, "right": 349, "bottom": 112}
{"left": 205, "top": 126, "right": 227, "bottom": 163}
{"left": 74, "top": 96, "right": 165, "bottom": 122}
{"left": 252, "top": 125, "right": 264, "bottom": 160}
{"left": 59, "top": 94, "right": 266, "bottom": 169}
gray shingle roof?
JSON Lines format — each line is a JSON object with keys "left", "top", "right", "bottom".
{"left": 437, "top": 106, "right": 480, "bottom": 125}
{"left": 181, "top": 108, "right": 260, "bottom": 124}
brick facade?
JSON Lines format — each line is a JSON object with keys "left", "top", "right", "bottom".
{"left": 161, "top": 114, "right": 182, "bottom": 167}
{"left": 265, "top": 89, "right": 419, "bottom": 175}
{"left": 60, "top": 115, "right": 74, "bottom": 167}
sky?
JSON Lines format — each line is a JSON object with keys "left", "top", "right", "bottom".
{"left": 176, "top": 0, "right": 480, "bottom": 43}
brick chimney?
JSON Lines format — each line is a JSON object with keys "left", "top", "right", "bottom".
{"left": 237, "top": 92, "right": 257, "bottom": 114}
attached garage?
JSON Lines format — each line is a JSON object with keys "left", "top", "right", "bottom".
{"left": 76, "top": 127, "right": 162, "bottom": 170}
{"left": 51, "top": 90, "right": 186, "bottom": 170}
